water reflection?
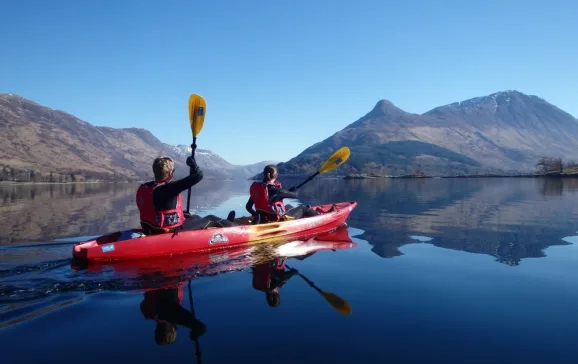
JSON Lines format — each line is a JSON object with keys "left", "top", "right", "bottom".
{"left": 0, "top": 227, "right": 355, "bottom": 329}
{"left": 3, "top": 176, "right": 578, "bottom": 266}
{"left": 0, "top": 181, "right": 251, "bottom": 245}
{"left": 140, "top": 282, "right": 207, "bottom": 348}
{"left": 288, "top": 177, "right": 578, "bottom": 266}
{"left": 135, "top": 232, "right": 354, "bottom": 364}
{"left": 251, "top": 257, "right": 300, "bottom": 308}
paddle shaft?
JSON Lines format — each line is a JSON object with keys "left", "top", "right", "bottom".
{"left": 185, "top": 138, "right": 197, "bottom": 213}
{"left": 293, "top": 171, "right": 320, "bottom": 191}
{"left": 285, "top": 264, "right": 323, "bottom": 294}
{"left": 188, "top": 280, "right": 203, "bottom": 364}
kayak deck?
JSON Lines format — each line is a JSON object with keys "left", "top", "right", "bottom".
{"left": 72, "top": 201, "right": 357, "bottom": 262}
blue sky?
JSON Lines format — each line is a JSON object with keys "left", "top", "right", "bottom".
{"left": 1, "top": 0, "right": 576, "bottom": 165}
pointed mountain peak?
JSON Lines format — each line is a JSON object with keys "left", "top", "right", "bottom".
{"left": 366, "top": 99, "right": 408, "bottom": 118}
{"left": 372, "top": 99, "right": 397, "bottom": 111}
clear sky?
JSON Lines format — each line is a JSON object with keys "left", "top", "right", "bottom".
{"left": 1, "top": 0, "right": 576, "bottom": 165}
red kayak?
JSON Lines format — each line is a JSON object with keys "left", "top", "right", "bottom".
{"left": 71, "top": 226, "right": 356, "bottom": 288}
{"left": 72, "top": 201, "right": 357, "bottom": 262}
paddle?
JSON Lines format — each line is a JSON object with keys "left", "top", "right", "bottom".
{"left": 186, "top": 94, "right": 207, "bottom": 214}
{"left": 188, "top": 281, "right": 203, "bottom": 364}
{"left": 285, "top": 264, "right": 351, "bottom": 316}
{"left": 292, "top": 147, "right": 351, "bottom": 191}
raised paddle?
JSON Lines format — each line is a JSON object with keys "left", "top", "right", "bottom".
{"left": 285, "top": 264, "right": 352, "bottom": 316}
{"left": 292, "top": 146, "right": 351, "bottom": 191}
{"left": 186, "top": 94, "right": 207, "bottom": 214}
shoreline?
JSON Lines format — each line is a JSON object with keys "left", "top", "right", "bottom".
{"left": 0, "top": 178, "right": 248, "bottom": 185}
{"left": 0, "top": 181, "right": 126, "bottom": 185}
{"left": 344, "top": 172, "right": 578, "bottom": 180}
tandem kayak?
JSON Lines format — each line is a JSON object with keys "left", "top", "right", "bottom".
{"left": 72, "top": 201, "right": 357, "bottom": 262}
{"left": 71, "top": 226, "right": 357, "bottom": 287}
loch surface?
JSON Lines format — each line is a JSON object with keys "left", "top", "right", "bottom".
{"left": 1, "top": 177, "right": 578, "bottom": 363}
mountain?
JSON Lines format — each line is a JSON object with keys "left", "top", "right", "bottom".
{"left": 269, "top": 90, "right": 578, "bottom": 177}
{"left": 0, "top": 93, "right": 273, "bottom": 182}
{"left": 169, "top": 144, "right": 278, "bottom": 179}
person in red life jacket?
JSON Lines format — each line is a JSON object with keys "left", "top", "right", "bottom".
{"left": 251, "top": 257, "right": 300, "bottom": 307}
{"left": 140, "top": 284, "right": 207, "bottom": 345}
{"left": 136, "top": 154, "right": 237, "bottom": 235}
{"left": 245, "top": 164, "right": 321, "bottom": 224}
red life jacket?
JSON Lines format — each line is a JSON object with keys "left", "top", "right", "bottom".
{"left": 136, "top": 181, "right": 185, "bottom": 231}
{"left": 249, "top": 181, "right": 287, "bottom": 221}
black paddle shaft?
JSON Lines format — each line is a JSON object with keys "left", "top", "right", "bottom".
{"left": 185, "top": 138, "right": 197, "bottom": 213}
{"left": 294, "top": 171, "right": 320, "bottom": 191}
{"left": 285, "top": 264, "right": 323, "bottom": 294}
{"left": 188, "top": 280, "right": 203, "bottom": 364}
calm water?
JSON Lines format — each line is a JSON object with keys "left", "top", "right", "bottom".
{"left": 2, "top": 177, "right": 578, "bottom": 363}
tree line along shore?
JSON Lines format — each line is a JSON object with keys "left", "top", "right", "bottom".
{"left": 2, "top": 157, "right": 577, "bottom": 184}
{"left": 344, "top": 157, "right": 578, "bottom": 179}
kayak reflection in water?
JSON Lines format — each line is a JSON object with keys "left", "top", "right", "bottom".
{"left": 139, "top": 283, "right": 207, "bottom": 345}
{"left": 251, "top": 257, "right": 300, "bottom": 307}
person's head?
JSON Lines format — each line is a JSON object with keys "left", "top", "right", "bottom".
{"left": 265, "top": 291, "right": 280, "bottom": 307}
{"left": 154, "top": 322, "right": 177, "bottom": 345}
{"left": 263, "top": 164, "right": 278, "bottom": 183}
{"left": 153, "top": 156, "right": 175, "bottom": 182}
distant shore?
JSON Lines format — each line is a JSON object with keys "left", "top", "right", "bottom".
{"left": 0, "top": 177, "right": 245, "bottom": 185}
{"left": 343, "top": 172, "right": 578, "bottom": 180}
{"left": 0, "top": 180, "right": 127, "bottom": 185}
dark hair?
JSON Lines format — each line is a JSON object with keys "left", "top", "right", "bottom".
{"left": 266, "top": 291, "right": 280, "bottom": 307}
{"left": 263, "top": 164, "right": 278, "bottom": 182}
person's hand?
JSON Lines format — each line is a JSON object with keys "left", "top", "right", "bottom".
{"left": 189, "top": 319, "right": 207, "bottom": 341}
{"left": 186, "top": 156, "right": 197, "bottom": 167}
{"left": 288, "top": 186, "right": 297, "bottom": 192}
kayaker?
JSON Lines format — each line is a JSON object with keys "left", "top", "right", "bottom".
{"left": 140, "top": 284, "right": 207, "bottom": 345}
{"left": 251, "top": 257, "right": 300, "bottom": 307}
{"left": 136, "top": 154, "right": 237, "bottom": 235}
{"left": 245, "top": 164, "right": 322, "bottom": 224}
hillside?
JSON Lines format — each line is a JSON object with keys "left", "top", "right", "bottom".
{"left": 268, "top": 90, "right": 578, "bottom": 177}
{"left": 0, "top": 94, "right": 272, "bottom": 182}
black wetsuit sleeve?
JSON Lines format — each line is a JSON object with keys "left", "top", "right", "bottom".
{"left": 154, "top": 166, "right": 203, "bottom": 201}
{"left": 245, "top": 197, "right": 256, "bottom": 215}
{"left": 268, "top": 185, "right": 297, "bottom": 202}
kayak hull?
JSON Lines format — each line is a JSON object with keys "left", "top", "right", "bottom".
{"left": 72, "top": 201, "right": 357, "bottom": 262}
{"left": 71, "top": 226, "right": 356, "bottom": 289}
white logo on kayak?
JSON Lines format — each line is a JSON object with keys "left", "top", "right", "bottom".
{"left": 101, "top": 244, "right": 115, "bottom": 253}
{"left": 209, "top": 233, "right": 229, "bottom": 245}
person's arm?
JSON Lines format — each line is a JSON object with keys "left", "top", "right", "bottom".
{"left": 156, "top": 159, "right": 203, "bottom": 199}
{"left": 245, "top": 197, "right": 256, "bottom": 216}
{"left": 268, "top": 184, "right": 297, "bottom": 202}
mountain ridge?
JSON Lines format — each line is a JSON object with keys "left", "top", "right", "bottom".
{"left": 0, "top": 93, "right": 274, "bottom": 182}
{"left": 260, "top": 90, "right": 578, "bottom": 179}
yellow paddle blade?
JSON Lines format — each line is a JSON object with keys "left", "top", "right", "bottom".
{"left": 318, "top": 147, "right": 351, "bottom": 174}
{"left": 321, "top": 291, "right": 352, "bottom": 316}
{"left": 188, "top": 94, "right": 207, "bottom": 138}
